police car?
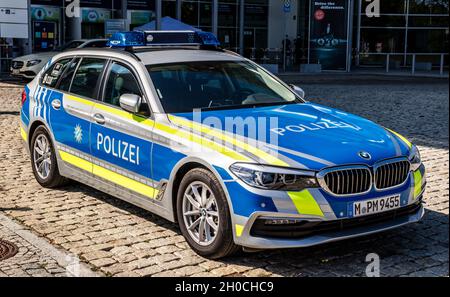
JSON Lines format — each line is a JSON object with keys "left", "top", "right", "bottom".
{"left": 20, "top": 31, "right": 425, "bottom": 258}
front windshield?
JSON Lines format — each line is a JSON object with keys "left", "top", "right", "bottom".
{"left": 55, "top": 41, "right": 84, "bottom": 51}
{"left": 147, "top": 61, "right": 301, "bottom": 113}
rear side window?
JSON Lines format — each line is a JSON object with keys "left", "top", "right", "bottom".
{"left": 41, "top": 58, "right": 72, "bottom": 88}
{"left": 69, "top": 58, "right": 106, "bottom": 99}
{"left": 58, "top": 58, "right": 80, "bottom": 92}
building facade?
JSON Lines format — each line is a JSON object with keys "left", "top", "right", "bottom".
{"left": 1, "top": 0, "right": 448, "bottom": 73}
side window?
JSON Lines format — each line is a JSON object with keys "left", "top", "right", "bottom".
{"left": 103, "top": 63, "right": 142, "bottom": 107}
{"left": 58, "top": 58, "right": 80, "bottom": 92}
{"left": 70, "top": 58, "right": 106, "bottom": 99}
{"left": 41, "top": 58, "right": 72, "bottom": 88}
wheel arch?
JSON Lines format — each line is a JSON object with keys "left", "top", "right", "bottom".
{"left": 28, "top": 120, "right": 64, "bottom": 172}
{"left": 28, "top": 120, "right": 50, "bottom": 148}
{"left": 167, "top": 157, "right": 235, "bottom": 223}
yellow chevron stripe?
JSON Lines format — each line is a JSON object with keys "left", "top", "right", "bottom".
{"left": 387, "top": 128, "right": 412, "bottom": 148}
{"left": 59, "top": 151, "right": 158, "bottom": 199}
{"left": 59, "top": 151, "right": 92, "bottom": 172}
{"left": 20, "top": 126, "right": 27, "bottom": 141}
{"left": 169, "top": 115, "right": 289, "bottom": 166}
{"left": 235, "top": 224, "right": 244, "bottom": 237}
{"left": 66, "top": 95, "right": 96, "bottom": 107}
{"left": 288, "top": 190, "right": 324, "bottom": 217}
{"left": 413, "top": 169, "right": 423, "bottom": 198}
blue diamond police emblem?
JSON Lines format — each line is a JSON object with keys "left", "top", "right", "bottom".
{"left": 74, "top": 124, "right": 83, "bottom": 143}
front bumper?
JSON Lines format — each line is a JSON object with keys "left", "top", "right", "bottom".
{"left": 11, "top": 69, "right": 36, "bottom": 79}
{"left": 234, "top": 199, "right": 424, "bottom": 249}
{"left": 10, "top": 65, "right": 39, "bottom": 79}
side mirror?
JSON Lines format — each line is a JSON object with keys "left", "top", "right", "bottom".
{"left": 290, "top": 84, "right": 305, "bottom": 99}
{"left": 119, "top": 93, "right": 142, "bottom": 114}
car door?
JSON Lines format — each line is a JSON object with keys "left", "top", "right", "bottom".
{"left": 48, "top": 56, "right": 107, "bottom": 176}
{"left": 89, "top": 61, "right": 157, "bottom": 201}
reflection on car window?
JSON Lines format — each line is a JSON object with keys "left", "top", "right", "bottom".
{"left": 41, "top": 58, "right": 72, "bottom": 88}
{"left": 104, "top": 63, "right": 142, "bottom": 107}
{"left": 57, "top": 41, "right": 84, "bottom": 51}
{"left": 147, "top": 61, "right": 299, "bottom": 113}
{"left": 82, "top": 41, "right": 107, "bottom": 48}
{"left": 69, "top": 58, "right": 106, "bottom": 99}
{"left": 58, "top": 58, "right": 80, "bottom": 92}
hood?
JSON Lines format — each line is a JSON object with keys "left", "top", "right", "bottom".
{"left": 13, "top": 52, "right": 56, "bottom": 62}
{"left": 171, "top": 103, "right": 411, "bottom": 170}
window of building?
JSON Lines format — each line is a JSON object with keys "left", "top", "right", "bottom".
{"left": 409, "top": 0, "right": 449, "bottom": 14}
{"left": 163, "top": 0, "right": 177, "bottom": 18}
{"left": 199, "top": 2, "right": 212, "bottom": 26}
{"left": 358, "top": 0, "right": 449, "bottom": 67}
{"left": 361, "top": 0, "right": 407, "bottom": 14}
{"left": 182, "top": 1, "right": 199, "bottom": 25}
{"left": 407, "top": 29, "right": 449, "bottom": 53}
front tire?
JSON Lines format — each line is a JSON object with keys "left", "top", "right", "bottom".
{"left": 30, "top": 126, "right": 67, "bottom": 188}
{"left": 177, "top": 168, "right": 240, "bottom": 259}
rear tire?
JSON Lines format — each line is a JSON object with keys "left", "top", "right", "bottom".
{"left": 30, "top": 126, "right": 67, "bottom": 188}
{"left": 177, "top": 168, "right": 240, "bottom": 259}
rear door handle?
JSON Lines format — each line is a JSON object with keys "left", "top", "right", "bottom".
{"left": 93, "top": 113, "right": 105, "bottom": 125}
{"left": 51, "top": 99, "right": 61, "bottom": 110}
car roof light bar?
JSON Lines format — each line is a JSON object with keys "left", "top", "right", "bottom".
{"left": 107, "top": 30, "right": 220, "bottom": 48}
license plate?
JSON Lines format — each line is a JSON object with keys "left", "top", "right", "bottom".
{"left": 352, "top": 194, "right": 401, "bottom": 217}
{"left": 12, "top": 69, "right": 20, "bottom": 75}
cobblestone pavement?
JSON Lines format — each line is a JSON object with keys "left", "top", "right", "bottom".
{"left": 0, "top": 78, "right": 448, "bottom": 277}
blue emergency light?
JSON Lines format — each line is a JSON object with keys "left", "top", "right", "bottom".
{"left": 107, "top": 31, "right": 220, "bottom": 48}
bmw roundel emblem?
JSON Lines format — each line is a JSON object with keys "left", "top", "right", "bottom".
{"left": 358, "top": 151, "right": 371, "bottom": 160}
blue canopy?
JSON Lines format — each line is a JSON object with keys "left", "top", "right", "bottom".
{"left": 133, "top": 16, "right": 202, "bottom": 32}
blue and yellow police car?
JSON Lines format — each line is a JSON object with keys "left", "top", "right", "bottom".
{"left": 20, "top": 31, "right": 425, "bottom": 258}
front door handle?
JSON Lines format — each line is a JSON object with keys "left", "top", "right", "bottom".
{"left": 93, "top": 113, "right": 105, "bottom": 125}
{"left": 51, "top": 99, "right": 61, "bottom": 110}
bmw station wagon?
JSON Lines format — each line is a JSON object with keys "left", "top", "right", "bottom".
{"left": 19, "top": 31, "right": 426, "bottom": 258}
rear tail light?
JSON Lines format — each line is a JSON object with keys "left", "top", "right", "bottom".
{"left": 21, "top": 89, "right": 27, "bottom": 106}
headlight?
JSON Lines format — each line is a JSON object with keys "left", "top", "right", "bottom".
{"left": 408, "top": 145, "right": 421, "bottom": 171}
{"left": 26, "top": 59, "right": 42, "bottom": 67}
{"left": 230, "top": 163, "right": 319, "bottom": 191}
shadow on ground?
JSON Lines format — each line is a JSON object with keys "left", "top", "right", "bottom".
{"left": 60, "top": 181, "right": 448, "bottom": 276}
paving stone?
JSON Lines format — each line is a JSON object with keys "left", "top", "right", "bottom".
{"left": 0, "top": 80, "right": 448, "bottom": 276}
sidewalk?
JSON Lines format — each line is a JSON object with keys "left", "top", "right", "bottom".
{"left": 0, "top": 213, "right": 99, "bottom": 277}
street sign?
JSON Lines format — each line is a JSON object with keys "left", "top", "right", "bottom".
{"left": 283, "top": 0, "right": 291, "bottom": 13}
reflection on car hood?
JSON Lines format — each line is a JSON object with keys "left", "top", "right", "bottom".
{"left": 171, "top": 102, "right": 411, "bottom": 170}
